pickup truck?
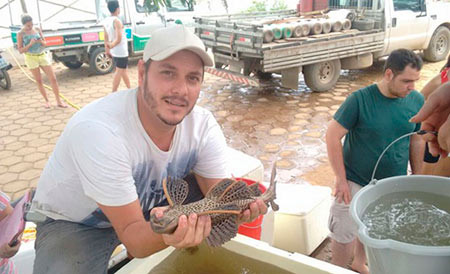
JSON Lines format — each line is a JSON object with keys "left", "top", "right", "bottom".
{"left": 195, "top": 0, "right": 450, "bottom": 92}
{"left": 9, "top": 0, "right": 194, "bottom": 75}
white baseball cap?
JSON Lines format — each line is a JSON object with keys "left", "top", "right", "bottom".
{"left": 143, "top": 24, "right": 213, "bottom": 67}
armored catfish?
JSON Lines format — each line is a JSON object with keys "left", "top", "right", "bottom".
{"left": 150, "top": 164, "right": 279, "bottom": 247}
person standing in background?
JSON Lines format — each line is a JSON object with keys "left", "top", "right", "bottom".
{"left": 17, "top": 14, "right": 67, "bottom": 109}
{"left": 326, "top": 49, "right": 424, "bottom": 274}
{"left": 104, "top": 0, "right": 131, "bottom": 92}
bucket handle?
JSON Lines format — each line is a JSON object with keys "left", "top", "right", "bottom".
{"left": 369, "top": 130, "right": 437, "bottom": 185}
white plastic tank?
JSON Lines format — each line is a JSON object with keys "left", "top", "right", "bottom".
{"left": 350, "top": 175, "right": 450, "bottom": 274}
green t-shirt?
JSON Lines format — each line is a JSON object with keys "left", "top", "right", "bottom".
{"left": 334, "top": 84, "right": 424, "bottom": 186}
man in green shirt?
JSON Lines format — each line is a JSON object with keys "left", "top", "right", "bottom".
{"left": 326, "top": 49, "right": 424, "bottom": 274}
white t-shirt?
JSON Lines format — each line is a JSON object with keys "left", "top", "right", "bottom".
{"left": 32, "top": 89, "right": 229, "bottom": 228}
{"left": 103, "top": 16, "right": 128, "bottom": 58}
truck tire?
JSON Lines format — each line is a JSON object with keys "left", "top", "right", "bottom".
{"left": 256, "top": 70, "right": 272, "bottom": 80}
{"left": 63, "top": 60, "right": 83, "bottom": 69}
{"left": 423, "top": 26, "right": 450, "bottom": 62}
{"left": 303, "top": 59, "right": 341, "bottom": 92}
{"left": 89, "top": 47, "right": 114, "bottom": 75}
{"left": 352, "top": 19, "right": 374, "bottom": 31}
{"left": 0, "top": 69, "right": 11, "bottom": 90}
{"left": 215, "top": 62, "right": 224, "bottom": 69}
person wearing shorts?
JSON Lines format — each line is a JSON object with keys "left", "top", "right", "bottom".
{"left": 325, "top": 49, "right": 424, "bottom": 274}
{"left": 103, "top": 0, "right": 131, "bottom": 92}
{"left": 17, "top": 14, "right": 67, "bottom": 109}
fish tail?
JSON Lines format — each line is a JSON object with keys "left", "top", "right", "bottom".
{"left": 265, "top": 163, "right": 279, "bottom": 211}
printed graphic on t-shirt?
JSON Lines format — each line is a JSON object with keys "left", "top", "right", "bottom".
{"left": 80, "top": 151, "right": 197, "bottom": 228}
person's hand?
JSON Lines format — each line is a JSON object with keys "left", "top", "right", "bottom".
{"left": 410, "top": 83, "right": 450, "bottom": 157}
{"left": 0, "top": 239, "right": 21, "bottom": 259}
{"left": 437, "top": 114, "right": 450, "bottom": 155}
{"left": 105, "top": 47, "right": 112, "bottom": 58}
{"left": 161, "top": 213, "right": 211, "bottom": 248}
{"left": 334, "top": 178, "right": 351, "bottom": 205}
{"left": 238, "top": 199, "right": 267, "bottom": 225}
{"left": 29, "top": 38, "right": 38, "bottom": 45}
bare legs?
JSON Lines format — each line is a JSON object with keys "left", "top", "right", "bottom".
{"left": 30, "top": 67, "right": 50, "bottom": 108}
{"left": 40, "top": 65, "right": 67, "bottom": 107}
{"left": 31, "top": 65, "right": 67, "bottom": 108}
{"left": 112, "top": 67, "right": 130, "bottom": 92}
{"left": 331, "top": 239, "right": 369, "bottom": 274}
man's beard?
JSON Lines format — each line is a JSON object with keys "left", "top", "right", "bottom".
{"left": 387, "top": 82, "right": 402, "bottom": 98}
{"left": 143, "top": 76, "right": 195, "bottom": 126}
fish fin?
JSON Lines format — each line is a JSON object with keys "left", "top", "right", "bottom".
{"left": 218, "top": 180, "right": 253, "bottom": 203}
{"left": 205, "top": 179, "right": 236, "bottom": 199}
{"left": 163, "top": 177, "right": 189, "bottom": 206}
{"left": 266, "top": 162, "right": 280, "bottom": 211}
{"left": 248, "top": 183, "right": 262, "bottom": 196}
{"left": 206, "top": 215, "right": 238, "bottom": 247}
{"left": 211, "top": 203, "right": 240, "bottom": 213}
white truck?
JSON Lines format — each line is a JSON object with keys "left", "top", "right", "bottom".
{"left": 9, "top": 0, "right": 195, "bottom": 74}
{"left": 195, "top": 0, "right": 450, "bottom": 91}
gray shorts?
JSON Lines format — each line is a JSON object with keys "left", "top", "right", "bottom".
{"left": 328, "top": 180, "right": 363, "bottom": 244}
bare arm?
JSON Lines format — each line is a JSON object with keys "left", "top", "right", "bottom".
{"left": 17, "top": 31, "right": 36, "bottom": 54}
{"left": 326, "top": 119, "right": 351, "bottom": 204}
{"left": 0, "top": 203, "right": 13, "bottom": 221}
{"left": 194, "top": 173, "right": 222, "bottom": 195}
{"left": 103, "top": 27, "right": 111, "bottom": 56}
{"left": 409, "top": 134, "right": 424, "bottom": 174}
{"left": 109, "top": 19, "right": 123, "bottom": 49}
{"left": 0, "top": 201, "right": 21, "bottom": 258}
{"left": 411, "top": 82, "right": 450, "bottom": 156}
{"left": 104, "top": 27, "right": 109, "bottom": 47}
{"left": 37, "top": 28, "right": 46, "bottom": 47}
{"left": 421, "top": 74, "right": 441, "bottom": 100}
{"left": 98, "top": 200, "right": 167, "bottom": 258}
{"left": 437, "top": 114, "right": 450, "bottom": 154}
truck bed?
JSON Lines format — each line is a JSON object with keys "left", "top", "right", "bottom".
{"left": 195, "top": 10, "right": 385, "bottom": 72}
{"left": 261, "top": 29, "right": 384, "bottom": 71}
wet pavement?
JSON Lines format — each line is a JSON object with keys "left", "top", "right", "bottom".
{"left": 0, "top": 56, "right": 446, "bottom": 201}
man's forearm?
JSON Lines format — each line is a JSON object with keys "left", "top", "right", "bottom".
{"left": 326, "top": 136, "right": 346, "bottom": 181}
{"left": 122, "top": 220, "right": 168, "bottom": 258}
{"left": 410, "top": 134, "right": 425, "bottom": 174}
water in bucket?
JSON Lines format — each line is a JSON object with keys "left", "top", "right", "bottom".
{"left": 362, "top": 191, "right": 450, "bottom": 246}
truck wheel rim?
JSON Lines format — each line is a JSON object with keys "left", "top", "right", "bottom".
{"left": 319, "top": 62, "right": 333, "bottom": 83}
{"left": 436, "top": 35, "right": 448, "bottom": 55}
{"left": 95, "top": 53, "right": 112, "bottom": 72}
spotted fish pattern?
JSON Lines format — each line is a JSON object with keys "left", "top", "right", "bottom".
{"left": 150, "top": 164, "right": 279, "bottom": 246}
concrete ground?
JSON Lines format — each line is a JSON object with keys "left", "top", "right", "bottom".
{"left": 0, "top": 51, "right": 446, "bottom": 269}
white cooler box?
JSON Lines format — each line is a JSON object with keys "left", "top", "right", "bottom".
{"left": 227, "top": 147, "right": 263, "bottom": 182}
{"left": 261, "top": 184, "right": 332, "bottom": 255}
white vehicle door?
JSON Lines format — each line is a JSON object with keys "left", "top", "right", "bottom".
{"left": 131, "top": 0, "right": 166, "bottom": 37}
{"left": 386, "top": 0, "right": 430, "bottom": 53}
